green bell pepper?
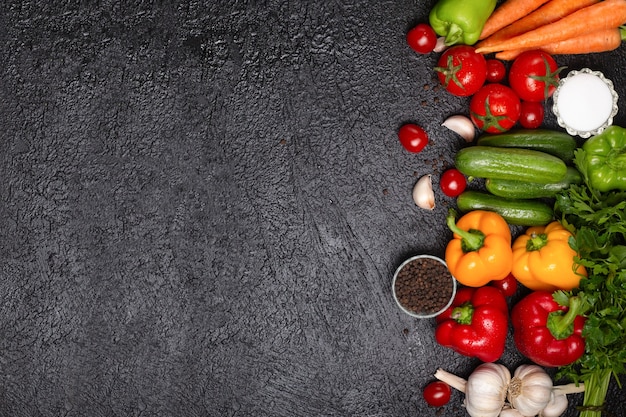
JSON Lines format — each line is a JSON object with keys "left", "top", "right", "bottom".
{"left": 428, "top": 0, "right": 497, "bottom": 46}
{"left": 580, "top": 125, "right": 626, "bottom": 192}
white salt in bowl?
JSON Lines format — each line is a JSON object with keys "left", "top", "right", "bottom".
{"left": 552, "top": 68, "right": 618, "bottom": 139}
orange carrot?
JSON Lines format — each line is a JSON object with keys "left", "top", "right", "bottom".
{"left": 479, "top": 0, "right": 550, "bottom": 40}
{"left": 477, "top": 0, "right": 600, "bottom": 49}
{"left": 494, "top": 27, "right": 626, "bottom": 60}
{"left": 476, "top": 0, "right": 626, "bottom": 54}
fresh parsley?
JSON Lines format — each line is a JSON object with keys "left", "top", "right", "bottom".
{"left": 553, "top": 149, "right": 626, "bottom": 417}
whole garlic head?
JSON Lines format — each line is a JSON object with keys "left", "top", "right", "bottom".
{"left": 465, "top": 363, "right": 511, "bottom": 417}
{"left": 508, "top": 365, "right": 553, "bottom": 417}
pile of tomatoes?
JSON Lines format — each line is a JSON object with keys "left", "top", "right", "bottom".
{"left": 433, "top": 44, "right": 560, "bottom": 132}
{"left": 400, "top": 24, "right": 562, "bottom": 199}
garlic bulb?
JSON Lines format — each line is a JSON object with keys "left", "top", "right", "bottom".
{"left": 465, "top": 363, "right": 512, "bottom": 417}
{"left": 539, "top": 392, "right": 568, "bottom": 417}
{"left": 413, "top": 174, "right": 435, "bottom": 210}
{"left": 435, "top": 364, "right": 511, "bottom": 417}
{"left": 508, "top": 365, "right": 553, "bottom": 416}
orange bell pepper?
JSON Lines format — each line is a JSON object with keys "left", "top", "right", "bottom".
{"left": 445, "top": 209, "right": 513, "bottom": 287}
{"left": 511, "top": 221, "right": 587, "bottom": 291}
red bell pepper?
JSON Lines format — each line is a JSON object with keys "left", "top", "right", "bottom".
{"left": 511, "top": 291, "right": 587, "bottom": 367}
{"left": 435, "top": 286, "right": 509, "bottom": 363}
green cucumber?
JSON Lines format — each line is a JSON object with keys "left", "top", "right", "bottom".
{"left": 455, "top": 146, "right": 567, "bottom": 183}
{"left": 485, "top": 166, "right": 582, "bottom": 199}
{"left": 456, "top": 191, "right": 554, "bottom": 226}
{"left": 476, "top": 129, "right": 577, "bottom": 162}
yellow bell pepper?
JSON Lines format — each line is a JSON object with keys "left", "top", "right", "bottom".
{"left": 511, "top": 221, "right": 587, "bottom": 291}
{"left": 445, "top": 209, "right": 513, "bottom": 287}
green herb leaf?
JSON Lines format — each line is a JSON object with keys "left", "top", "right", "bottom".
{"left": 554, "top": 159, "right": 626, "bottom": 413}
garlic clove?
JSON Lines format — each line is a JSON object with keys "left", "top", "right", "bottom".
{"left": 413, "top": 174, "right": 435, "bottom": 210}
{"left": 433, "top": 36, "right": 448, "bottom": 53}
{"left": 442, "top": 115, "right": 477, "bottom": 142}
{"left": 539, "top": 392, "right": 568, "bottom": 417}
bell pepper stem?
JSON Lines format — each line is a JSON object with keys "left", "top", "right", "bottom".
{"left": 444, "top": 23, "right": 463, "bottom": 45}
{"left": 547, "top": 295, "right": 588, "bottom": 340}
{"left": 446, "top": 209, "right": 485, "bottom": 252}
{"left": 451, "top": 302, "right": 474, "bottom": 325}
{"left": 526, "top": 232, "right": 548, "bottom": 251}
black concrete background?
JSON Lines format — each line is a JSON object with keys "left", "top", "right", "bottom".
{"left": 1, "top": 1, "right": 624, "bottom": 416}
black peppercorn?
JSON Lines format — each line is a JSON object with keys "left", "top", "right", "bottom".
{"left": 393, "top": 256, "right": 454, "bottom": 317}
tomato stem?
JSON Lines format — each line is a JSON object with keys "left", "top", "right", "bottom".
{"left": 434, "top": 55, "right": 465, "bottom": 91}
{"left": 471, "top": 96, "right": 510, "bottom": 133}
{"left": 529, "top": 56, "right": 566, "bottom": 101}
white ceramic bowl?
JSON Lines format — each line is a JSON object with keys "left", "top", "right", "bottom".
{"left": 391, "top": 254, "right": 457, "bottom": 319}
{"left": 552, "top": 68, "right": 618, "bottom": 138}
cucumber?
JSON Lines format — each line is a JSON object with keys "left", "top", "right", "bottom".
{"left": 456, "top": 191, "right": 554, "bottom": 226}
{"left": 476, "top": 129, "right": 577, "bottom": 162}
{"left": 485, "top": 166, "right": 582, "bottom": 199}
{"left": 455, "top": 146, "right": 567, "bottom": 183}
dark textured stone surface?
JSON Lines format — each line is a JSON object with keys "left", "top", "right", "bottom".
{"left": 1, "top": 1, "right": 624, "bottom": 416}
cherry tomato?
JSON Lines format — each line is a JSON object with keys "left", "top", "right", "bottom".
{"left": 486, "top": 59, "right": 506, "bottom": 83}
{"left": 407, "top": 24, "right": 437, "bottom": 54}
{"left": 509, "top": 50, "right": 563, "bottom": 102}
{"left": 470, "top": 83, "right": 521, "bottom": 133}
{"left": 519, "top": 100, "right": 544, "bottom": 129}
{"left": 440, "top": 169, "right": 467, "bottom": 197}
{"left": 423, "top": 381, "right": 451, "bottom": 407}
{"left": 490, "top": 273, "right": 518, "bottom": 297}
{"left": 398, "top": 123, "right": 428, "bottom": 153}
{"left": 435, "top": 45, "right": 487, "bottom": 97}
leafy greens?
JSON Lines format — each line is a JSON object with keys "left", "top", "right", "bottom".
{"left": 553, "top": 149, "right": 626, "bottom": 417}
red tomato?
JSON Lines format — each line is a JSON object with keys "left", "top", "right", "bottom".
{"left": 519, "top": 100, "right": 544, "bottom": 129}
{"left": 470, "top": 84, "right": 521, "bottom": 133}
{"left": 490, "top": 273, "right": 518, "bottom": 297}
{"left": 440, "top": 169, "right": 466, "bottom": 197}
{"left": 423, "top": 381, "right": 451, "bottom": 407}
{"left": 407, "top": 24, "right": 437, "bottom": 54}
{"left": 486, "top": 59, "right": 506, "bottom": 83}
{"left": 398, "top": 123, "right": 428, "bottom": 153}
{"left": 435, "top": 45, "right": 487, "bottom": 97}
{"left": 509, "top": 50, "right": 563, "bottom": 102}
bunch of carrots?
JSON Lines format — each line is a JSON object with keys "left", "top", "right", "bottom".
{"left": 475, "top": 0, "right": 626, "bottom": 60}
